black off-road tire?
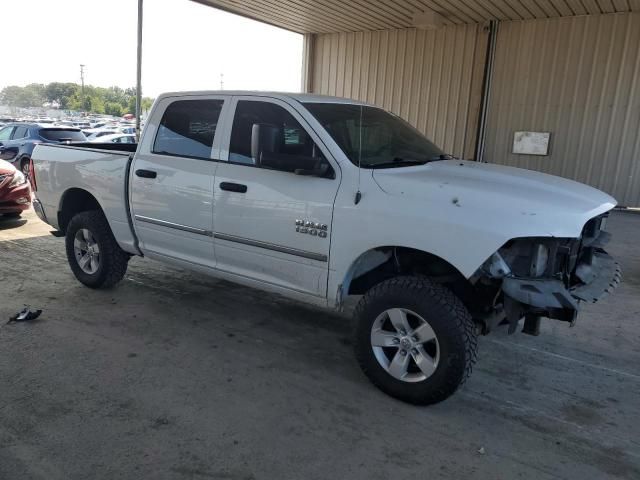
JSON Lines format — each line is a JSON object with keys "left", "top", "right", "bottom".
{"left": 65, "top": 210, "right": 129, "bottom": 289}
{"left": 354, "top": 276, "right": 478, "bottom": 405}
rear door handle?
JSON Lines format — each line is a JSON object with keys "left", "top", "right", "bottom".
{"left": 135, "top": 169, "right": 157, "bottom": 179}
{"left": 219, "top": 182, "right": 247, "bottom": 193}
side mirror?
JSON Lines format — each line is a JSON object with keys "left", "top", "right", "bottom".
{"left": 251, "top": 123, "right": 280, "bottom": 165}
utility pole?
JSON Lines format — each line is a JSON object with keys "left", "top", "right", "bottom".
{"left": 220, "top": 73, "right": 224, "bottom": 90}
{"left": 135, "top": 0, "right": 143, "bottom": 140}
{"left": 79, "top": 64, "right": 86, "bottom": 113}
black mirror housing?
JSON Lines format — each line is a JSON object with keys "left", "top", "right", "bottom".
{"left": 251, "top": 123, "right": 281, "bottom": 164}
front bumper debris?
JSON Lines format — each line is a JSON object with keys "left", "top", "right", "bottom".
{"left": 502, "top": 249, "right": 621, "bottom": 313}
{"left": 571, "top": 250, "right": 622, "bottom": 303}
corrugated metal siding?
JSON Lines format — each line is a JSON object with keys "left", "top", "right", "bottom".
{"left": 484, "top": 12, "right": 640, "bottom": 206}
{"left": 310, "top": 25, "right": 488, "bottom": 159}
{"left": 195, "top": 0, "right": 640, "bottom": 33}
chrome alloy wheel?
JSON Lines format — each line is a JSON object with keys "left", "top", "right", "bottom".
{"left": 370, "top": 308, "right": 440, "bottom": 383}
{"left": 74, "top": 228, "right": 101, "bottom": 275}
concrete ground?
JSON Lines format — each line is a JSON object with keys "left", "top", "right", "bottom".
{"left": 1, "top": 208, "right": 639, "bottom": 480}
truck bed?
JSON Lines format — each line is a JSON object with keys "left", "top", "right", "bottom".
{"left": 62, "top": 142, "right": 138, "bottom": 153}
{"left": 31, "top": 143, "right": 139, "bottom": 254}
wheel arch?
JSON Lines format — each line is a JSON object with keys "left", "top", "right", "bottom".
{"left": 16, "top": 154, "right": 32, "bottom": 172}
{"left": 57, "top": 188, "right": 103, "bottom": 233}
{"left": 338, "top": 246, "right": 471, "bottom": 302}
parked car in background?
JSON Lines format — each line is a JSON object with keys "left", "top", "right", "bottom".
{"left": 0, "top": 159, "right": 30, "bottom": 218}
{"left": 0, "top": 123, "right": 86, "bottom": 176}
{"left": 89, "top": 133, "right": 136, "bottom": 144}
{"left": 35, "top": 118, "right": 55, "bottom": 125}
{"left": 83, "top": 127, "right": 121, "bottom": 140}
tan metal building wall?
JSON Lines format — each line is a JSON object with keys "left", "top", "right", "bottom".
{"left": 309, "top": 24, "right": 488, "bottom": 159}
{"left": 485, "top": 12, "right": 640, "bottom": 206}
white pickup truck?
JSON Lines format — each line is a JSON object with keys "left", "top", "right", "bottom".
{"left": 31, "top": 91, "right": 621, "bottom": 404}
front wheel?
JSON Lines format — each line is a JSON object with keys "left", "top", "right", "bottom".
{"left": 354, "top": 276, "right": 478, "bottom": 405}
{"left": 65, "top": 210, "right": 129, "bottom": 289}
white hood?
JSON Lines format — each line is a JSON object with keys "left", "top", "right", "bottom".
{"left": 373, "top": 160, "right": 616, "bottom": 239}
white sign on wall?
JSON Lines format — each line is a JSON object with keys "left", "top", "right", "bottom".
{"left": 513, "top": 131, "right": 551, "bottom": 156}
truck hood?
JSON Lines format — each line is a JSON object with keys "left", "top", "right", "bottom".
{"left": 372, "top": 160, "right": 616, "bottom": 238}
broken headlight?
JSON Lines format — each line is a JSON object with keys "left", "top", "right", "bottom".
{"left": 483, "top": 237, "right": 578, "bottom": 281}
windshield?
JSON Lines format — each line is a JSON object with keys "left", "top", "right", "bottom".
{"left": 303, "top": 103, "right": 447, "bottom": 168}
{"left": 39, "top": 128, "right": 87, "bottom": 142}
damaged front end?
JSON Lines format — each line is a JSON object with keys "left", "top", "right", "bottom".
{"left": 475, "top": 213, "right": 622, "bottom": 335}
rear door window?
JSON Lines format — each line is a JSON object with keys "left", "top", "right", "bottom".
{"left": 153, "top": 99, "right": 223, "bottom": 160}
{"left": 11, "top": 126, "right": 28, "bottom": 139}
{"left": 39, "top": 129, "right": 87, "bottom": 142}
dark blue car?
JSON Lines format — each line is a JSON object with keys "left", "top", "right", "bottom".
{"left": 0, "top": 123, "right": 87, "bottom": 176}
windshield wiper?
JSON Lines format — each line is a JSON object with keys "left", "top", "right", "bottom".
{"left": 367, "top": 157, "right": 428, "bottom": 169}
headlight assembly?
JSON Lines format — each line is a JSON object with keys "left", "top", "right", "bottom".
{"left": 481, "top": 238, "right": 576, "bottom": 280}
{"left": 530, "top": 244, "right": 549, "bottom": 277}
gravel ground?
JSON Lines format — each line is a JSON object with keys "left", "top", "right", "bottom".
{"left": 1, "top": 208, "right": 639, "bottom": 480}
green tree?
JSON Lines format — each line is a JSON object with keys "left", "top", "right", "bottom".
{"left": 142, "top": 97, "right": 154, "bottom": 113}
{"left": 44, "top": 82, "right": 79, "bottom": 108}
{"left": 0, "top": 82, "right": 154, "bottom": 115}
{"left": 0, "top": 84, "right": 45, "bottom": 108}
{"left": 104, "top": 102, "right": 123, "bottom": 117}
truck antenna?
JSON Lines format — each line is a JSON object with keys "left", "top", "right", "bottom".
{"left": 355, "top": 104, "right": 363, "bottom": 205}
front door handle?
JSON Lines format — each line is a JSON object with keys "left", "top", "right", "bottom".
{"left": 135, "top": 169, "right": 157, "bottom": 179}
{"left": 219, "top": 182, "right": 247, "bottom": 193}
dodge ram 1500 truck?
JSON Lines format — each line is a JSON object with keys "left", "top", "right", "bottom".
{"left": 31, "top": 91, "right": 621, "bottom": 405}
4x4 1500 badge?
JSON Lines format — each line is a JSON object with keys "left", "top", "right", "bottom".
{"left": 295, "top": 219, "right": 328, "bottom": 238}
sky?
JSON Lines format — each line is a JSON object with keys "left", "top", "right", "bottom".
{"left": 2, "top": 0, "right": 303, "bottom": 97}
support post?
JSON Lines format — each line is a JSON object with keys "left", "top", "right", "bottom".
{"left": 301, "top": 33, "right": 315, "bottom": 93}
{"left": 135, "top": 0, "right": 144, "bottom": 141}
{"left": 474, "top": 20, "right": 498, "bottom": 163}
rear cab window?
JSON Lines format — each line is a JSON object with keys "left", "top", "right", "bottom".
{"left": 153, "top": 99, "right": 224, "bottom": 160}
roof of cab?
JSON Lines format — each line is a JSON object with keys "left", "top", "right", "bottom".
{"left": 155, "top": 90, "right": 372, "bottom": 106}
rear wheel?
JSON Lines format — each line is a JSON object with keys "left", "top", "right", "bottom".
{"left": 20, "top": 158, "right": 30, "bottom": 178}
{"left": 354, "top": 276, "right": 478, "bottom": 405}
{"left": 65, "top": 210, "right": 129, "bottom": 289}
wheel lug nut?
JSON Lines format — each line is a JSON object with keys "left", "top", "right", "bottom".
{"left": 392, "top": 338, "right": 400, "bottom": 344}
{"left": 411, "top": 348, "right": 417, "bottom": 354}
{"left": 412, "top": 336, "right": 418, "bottom": 342}
{"left": 400, "top": 350, "right": 407, "bottom": 356}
